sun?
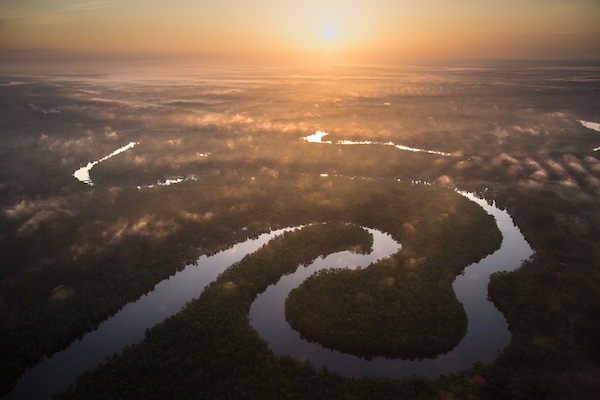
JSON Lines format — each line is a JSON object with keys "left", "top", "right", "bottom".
{"left": 320, "top": 23, "right": 337, "bottom": 42}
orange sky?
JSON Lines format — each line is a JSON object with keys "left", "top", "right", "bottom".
{"left": 1, "top": 0, "right": 599, "bottom": 63}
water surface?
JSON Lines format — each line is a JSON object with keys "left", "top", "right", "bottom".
{"left": 73, "top": 142, "right": 138, "bottom": 185}
{"left": 303, "top": 131, "right": 451, "bottom": 156}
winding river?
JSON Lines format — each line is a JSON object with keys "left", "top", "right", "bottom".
{"left": 303, "top": 131, "right": 452, "bottom": 156}
{"left": 250, "top": 192, "right": 533, "bottom": 378}
{"left": 73, "top": 142, "right": 138, "bottom": 186}
{"left": 5, "top": 192, "right": 532, "bottom": 399}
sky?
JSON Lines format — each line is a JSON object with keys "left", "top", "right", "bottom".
{"left": 0, "top": 0, "right": 599, "bottom": 64}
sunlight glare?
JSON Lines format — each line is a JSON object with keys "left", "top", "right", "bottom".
{"left": 321, "top": 23, "right": 337, "bottom": 42}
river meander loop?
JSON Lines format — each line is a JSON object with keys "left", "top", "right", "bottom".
{"left": 249, "top": 192, "right": 533, "bottom": 378}
{"left": 6, "top": 192, "right": 532, "bottom": 399}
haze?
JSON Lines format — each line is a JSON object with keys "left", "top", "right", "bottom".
{"left": 2, "top": 1, "right": 600, "bottom": 399}
{"left": 1, "top": 0, "right": 599, "bottom": 63}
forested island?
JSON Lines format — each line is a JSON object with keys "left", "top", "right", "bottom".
{"left": 285, "top": 200, "right": 501, "bottom": 360}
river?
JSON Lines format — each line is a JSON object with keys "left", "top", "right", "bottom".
{"left": 5, "top": 192, "right": 532, "bottom": 399}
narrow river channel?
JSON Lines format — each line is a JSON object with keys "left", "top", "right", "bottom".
{"left": 5, "top": 192, "right": 532, "bottom": 399}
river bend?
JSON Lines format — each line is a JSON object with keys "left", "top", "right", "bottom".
{"left": 6, "top": 192, "right": 532, "bottom": 399}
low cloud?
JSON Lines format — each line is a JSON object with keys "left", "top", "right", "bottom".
{"left": 545, "top": 159, "right": 568, "bottom": 177}
{"left": 508, "top": 165, "right": 524, "bottom": 176}
{"left": 559, "top": 178, "right": 580, "bottom": 189}
{"left": 4, "top": 198, "right": 73, "bottom": 237}
{"left": 523, "top": 158, "right": 543, "bottom": 171}
{"left": 563, "top": 155, "right": 587, "bottom": 175}
{"left": 531, "top": 170, "right": 548, "bottom": 181}
{"left": 584, "top": 156, "right": 600, "bottom": 173}
{"left": 544, "top": 111, "right": 570, "bottom": 120}
{"left": 181, "top": 211, "right": 214, "bottom": 222}
{"left": 492, "top": 153, "right": 519, "bottom": 167}
{"left": 511, "top": 125, "right": 540, "bottom": 136}
{"left": 105, "top": 215, "right": 178, "bottom": 243}
{"left": 42, "top": 136, "right": 93, "bottom": 153}
{"left": 519, "top": 180, "right": 544, "bottom": 190}
{"left": 584, "top": 175, "right": 600, "bottom": 190}
{"left": 436, "top": 175, "right": 453, "bottom": 186}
